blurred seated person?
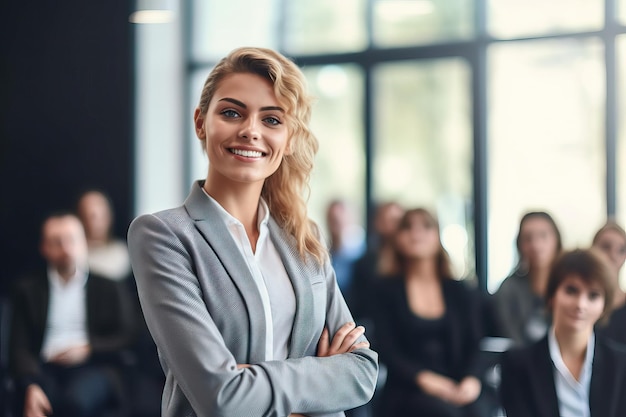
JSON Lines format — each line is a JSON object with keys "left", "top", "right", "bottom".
{"left": 326, "top": 199, "right": 365, "bottom": 296}
{"left": 77, "top": 190, "right": 131, "bottom": 281}
{"left": 350, "top": 201, "right": 404, "bottom": 322}
{"left": 500, "top": 249, "right": 626, "bottom": 417}
{"left": 374, "top": 208, "right": 483, "bottom": 417}
{"left": 493, "top": 211, "right": 563, "bottom": 346}
{"left": 592, "top": 221, "right": 626, "bottom": 345}
{"left": 9, "top": 213, "right": 135, "bottom": 417}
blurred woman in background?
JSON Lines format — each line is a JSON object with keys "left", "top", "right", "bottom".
{"left": 500, "top": 249, "right": 626, "bottom": 417}
{"left": 592, "top": 221, "right": 626, "bottom": 345}
{"left": 374, "top": 208, "right": 483, "bottom": 417}
{"left": 493, "top": 211, "right": 563, "bottom": 346}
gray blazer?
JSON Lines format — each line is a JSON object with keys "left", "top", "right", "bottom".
{"left": 128, "top": 182, "right": 378, "bottom": 417}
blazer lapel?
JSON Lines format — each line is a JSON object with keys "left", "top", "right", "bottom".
{"left": 267, "top": 219, "right": 316, "bottom": 358}
{"left": 589, "top": 340, "right": 612, "bottom": 417}
{"left": 183, "top": 181, "right": 267, "bottom": 364}
{"left": 34, "top": 274, "right": 50, "bottom": 347}
{"left": 530, "top": 337, "right": 560, "bottom": 417}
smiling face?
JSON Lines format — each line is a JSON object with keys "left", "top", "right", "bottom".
{"left": 195, "top": 72, "right": 290, "bottom": 192}
{"left": 551, "top": 274, "right": 605, "bottom": 335}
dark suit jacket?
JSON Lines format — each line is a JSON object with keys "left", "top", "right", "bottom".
{"left": 9, "top": 271, "right": 135, "bottom": 389}
{"left": 500, "top": 335, "right": 626, "bottom": 417}
{"left": 374, "top": 277, "right": 484, "bottom": 385}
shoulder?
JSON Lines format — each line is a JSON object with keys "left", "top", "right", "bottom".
{"left": 597, "top": 336, "right": 626, "bottom": 363}
{"left": 127, "top": 206, "right": 192, "bottom": 242}
{"left": 494, "top": 271, "right": 530, "bottom": 297}
{"left": 11, "top": 271, "right": 46, "bottom": 293}
{"left": 503, "top": 337, "right": 547, "bottom": 366}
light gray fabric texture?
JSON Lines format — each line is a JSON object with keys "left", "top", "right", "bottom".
{"left": 128, "top": 181, "right": 378, "bottom": 417}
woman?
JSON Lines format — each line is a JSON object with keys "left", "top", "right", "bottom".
{"left": 493, "top": 211, "right": 563, "bottom": 346}
{"left": 374, "top": 208, "right": 483, "bottom": 417}
{"left": 127, "top": 47, "right": 378, "bottom": 417}
{"left": 500, "top": 249, "right": 626, "bottom": 417}
{"left": 77, "top": 190, "right": 131, "bottom": 281}
{"left": 593, "top": 221, "right": 626, "bottom": 345}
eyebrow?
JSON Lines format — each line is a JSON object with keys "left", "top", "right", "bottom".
{"left": 219, "top": 97, "right": 284, "bottom": 113}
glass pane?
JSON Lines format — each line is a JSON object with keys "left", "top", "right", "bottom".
{"left": 191, "top": 0, "right": 278, "bottom": 61}
{"left": 372, "top": 59, "right": 473, "bottom": 279}
{"left": 302, "top": 65, "right": 366, "bottom": 234}
{"left": 618, "top": 35, "right": 626, "bottom": 287}
{"left": 488, "top": 38, "right": 605, "bottom": 293}
{"left": 373, "top": 0, "right": 473, "bottom": 46}
{"left": 488, "top": 0, "right": 603, "bottom": 39}
{"left": 283, "top": 0, "right": 367, "bottom": 55}
{"left": 188, "top": 69, "right": 210, "bottom": 183}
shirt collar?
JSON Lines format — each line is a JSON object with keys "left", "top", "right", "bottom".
{"left": 201, "top": 187, "right": 269, "bottom": 230}
{"left": 548, "top": 326, "right": 595, "bottom": 385}
{"left": 47, "top": 266, "right": 88, "bottom": 288}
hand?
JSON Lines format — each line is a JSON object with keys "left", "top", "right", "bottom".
{"left": 416, "top": 371, "right": 458, "bottom": 403}
{"left": 49, "top": 344, "right": 91, "bottom": 366}
{"left": 24, "top": 384, "right": 52, "bottom": 417}
{"left": 317, "top": 322, "right": 369, "bottom": 357}
{"left": 453, "top": 376, "right": 481, "bottom": 406}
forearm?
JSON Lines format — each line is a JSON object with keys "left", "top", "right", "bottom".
{"left": 258, "top": 351, "right": 378, "bottom": 414}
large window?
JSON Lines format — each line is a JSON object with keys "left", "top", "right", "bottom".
{"left": 185, "top": 1, "right": 626, "bottom": 290}
{"left": 488, "top": 0, "right": 603, "bottom": 38}
{"left": 487, "top": 38, "right": 606, "bottom": 291}
{"left": 303, "top": 65, "right": 366, "bottom": 228}
{"left": 373, "top": 0, "right": 474, "bottom": 46}
{"left": 615, "top": 35, "right": 626, "bottom": 289}
{"left": 372, "top": 59, "right": 473, "bottom": 277}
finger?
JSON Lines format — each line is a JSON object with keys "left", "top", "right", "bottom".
{"left": 317, "top": 328, "right": 330, "bottom": 356}
{"left": 329, "top": 322, "right": 356, "bottom": 353}
{"left": 338, "top": 326, "right": 365, "bottom": 352}
{"left": 348, "top": 341, "right": 370, "bottom": 352}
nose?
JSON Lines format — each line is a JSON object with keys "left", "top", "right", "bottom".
{"left": 238, "top": 117, "right": 260, "bottom": 140}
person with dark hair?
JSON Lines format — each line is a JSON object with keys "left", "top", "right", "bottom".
{"left": 77, "top": 190, "right": 131, "bottom": 281}
{"left": 500, "top": 249, "right": 626, "bottom": 417}
{"left": 493, "top": 211, "right": 563, "bottom": 346}
{"left": 9, "top": 213, "right": 135, "bottom": 417}
{"left": 374, "top": 208, "right": 483, "bottom": 417}
{"left": 127, "top": 47, "right": 378, "bottom": 417}
{"left": 592, "top": 221, "right": 626, "bottom": 346}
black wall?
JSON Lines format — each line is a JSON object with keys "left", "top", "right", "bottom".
{"left": 0, "top": 2, "right": 134, "bottom": 294}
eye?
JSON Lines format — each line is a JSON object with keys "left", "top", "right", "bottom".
{"left": 564, "top": 285, "right": 578, "bottom": 295}
{"left": 220, "top": 109, "right": 240, "bottom": 118}
{"left": 588, "top": 291, "right": 602, "bottom": 301}
{"left": 263, "top": 116, "right": 281, "bottom": 126}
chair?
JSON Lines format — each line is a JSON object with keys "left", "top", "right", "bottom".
{"left": 474, "top": 337, "right": 513, "bottom": 417}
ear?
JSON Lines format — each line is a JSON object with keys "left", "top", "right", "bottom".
{"left": 194, "top": 107, "right": 206, "bottom": 140}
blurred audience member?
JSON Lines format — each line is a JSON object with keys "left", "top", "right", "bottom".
{"left": 374, "top": 208, "right": 483, "bottom": 417}
{"left": 326, "top": 199, "right": 365, "bottom": 295}
{"left": 9, "top": 213, "right": 135, "bottom": 417}
{"left": 500, "top": 249, "right": 626, "bottom": 417}
{"left": 593, "top": 221, "right": 626, "bottom": 345}
{"left": 493, "top": 211, "right": 562, "bottom": 346}
{"left": 350, "top": 201, "right": 404, "bottom": 321}
{"left": 77, "top": 190, "right": 131, "bottom": 281}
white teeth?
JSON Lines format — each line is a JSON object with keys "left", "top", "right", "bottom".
{"left": 231, "top": 149, "right": 263, "bottom": 158}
